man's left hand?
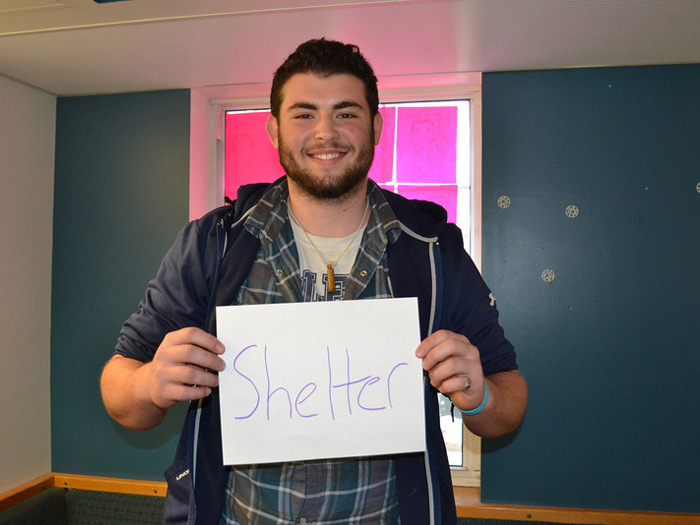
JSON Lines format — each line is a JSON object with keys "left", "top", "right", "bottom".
{"left": 415, "top": 329, "right": 486, "bottom": 412}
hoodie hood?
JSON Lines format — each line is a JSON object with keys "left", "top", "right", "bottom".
{"left": 233, "top": 176, "right": 450, "bottom": 242}
{"left": 381, "top": 188, "right": 449, "bottom": 241}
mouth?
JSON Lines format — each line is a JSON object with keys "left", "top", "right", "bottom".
{"left": 312, "top": 152, "right": 344, "bottom": 160}
{"left": 307, "top": 150, "right": 347, "bottom": 161}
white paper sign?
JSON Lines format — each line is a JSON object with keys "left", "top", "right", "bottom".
{"left": 216, "top": 297, "right": 425, "bottom": 466}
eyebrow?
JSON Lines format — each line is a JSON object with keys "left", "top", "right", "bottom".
{"left": 287, "top": 100, "right": 365, "bottom": 112}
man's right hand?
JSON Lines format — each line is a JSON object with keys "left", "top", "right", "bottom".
{"left": 146, "top": 327, "right": 226, "bottom": 409}
{"left": 100, "top": 327, "right": 226, "bottom": 430}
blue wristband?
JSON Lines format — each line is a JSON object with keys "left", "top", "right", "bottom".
{"left": 456, "top": 381, "right": 489, "bottom": 416}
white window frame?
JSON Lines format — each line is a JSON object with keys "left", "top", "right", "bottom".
{"left": 191, "top": 76, "right": 483, "bottom": 487}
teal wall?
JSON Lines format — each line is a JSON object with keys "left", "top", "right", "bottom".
{"left": 51, "top": 90, "right": 191, "bottom": 479}
{"left": 481, "top": 64, "right": 700, "bottom": 513}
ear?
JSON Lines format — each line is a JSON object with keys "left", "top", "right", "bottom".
{"left": 266, "top": 114, "right": 280, "bottom": 149}
{"left": 373, "top": 111, "right": 383, "bottom": 145}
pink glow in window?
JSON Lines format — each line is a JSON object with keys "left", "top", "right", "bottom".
{"left": 368, "top": 106, "right": 396, "bottom": 184}
{"left": 395, "top": 106, "right": 457, "bottom": 184}
{"left": 224, "top": 102, "right": 467, "bottom": 232}
{"left": 395, "top": 185, "right": 458, "bottom": 224}
{"left": 224, "top": 111, "right": 281, "bottom": 199}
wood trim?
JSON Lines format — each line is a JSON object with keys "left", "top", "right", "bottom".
{"left": 3, "top": 475, "right": 699, "bottom": 524}
{"left": 0, "top": 473, "right": 55, "bottom": 512}
{"left": 0, "top": 473, "right": 166, "bottom": 512}
{"left": 52, "top": 473, "right": 166, "bottom": 497}
{"left": 455, "top": 487, "right": 700, "bottom": 524}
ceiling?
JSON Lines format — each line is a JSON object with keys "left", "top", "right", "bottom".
{"left": 2, "top": 0, "right": 700, "bottom": 99}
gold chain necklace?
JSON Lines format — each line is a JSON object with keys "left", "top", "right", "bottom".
{"left": 288, "top": 198, "right": 370, "bottom": 293}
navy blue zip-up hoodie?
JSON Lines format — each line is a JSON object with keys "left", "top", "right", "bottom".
{"left": 116, "top": 179, "right": 517, "bottom": 525}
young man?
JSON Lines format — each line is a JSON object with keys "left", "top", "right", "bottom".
{"left": 101, "top": 39, "right": 527, "bottom": 524}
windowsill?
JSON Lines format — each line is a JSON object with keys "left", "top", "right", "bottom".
{"left": 453, "top": 486, "right": 480, "bottom": 512}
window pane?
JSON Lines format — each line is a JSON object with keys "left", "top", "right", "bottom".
{"left": 368, "top": 106, "right": 396, "bottom": 184}
{"left": 395, "top": 106, "right": 458, "bottom": 184}
{"left": 395, "top": 184, "right": 458, "bottom": 225}
{"left": 224, "top": 110, "right": 281, "bottom": 199}
{"left": 439, "top": 394, "right": 463, "bottom": 466}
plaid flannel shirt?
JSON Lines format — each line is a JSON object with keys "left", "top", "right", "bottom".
{"left": 221, "top": 180, "right": 404, "bottom": 524}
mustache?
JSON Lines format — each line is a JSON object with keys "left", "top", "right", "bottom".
{"left": 304, "top": 140, "right": 349, "bottom": 152}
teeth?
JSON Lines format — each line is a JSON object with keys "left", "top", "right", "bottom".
{"left": 314, "top": 152, "right": 343, "bottom": 160}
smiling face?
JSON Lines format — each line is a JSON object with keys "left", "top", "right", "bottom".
{"left": 267, "top": 73, "right": 383, "bottom": 202}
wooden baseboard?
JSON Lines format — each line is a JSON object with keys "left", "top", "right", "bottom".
{"left": 454, "top": 487, "right": 700, "bottom": 524}
{"left": 0, "top": 473, "right": 166, "bottom": 512}
{"left": 3, "top": 474, "right": 699, "bottom": 524}
{"left": 0, "top": 473, "right": 55, "bottom": 512}
{"left": 52, "top": 473, "right": 166, "bottom": 497}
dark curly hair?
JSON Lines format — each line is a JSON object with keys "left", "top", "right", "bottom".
{"left": 270, "top": 38, "right": 379, "bottom": 118}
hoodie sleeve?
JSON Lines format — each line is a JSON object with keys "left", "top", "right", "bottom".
{"left": 114, "top": 218, "right": 216, "bottom": 363}
{"left": 439, "top": 224, "right": 518, "bottom": 376}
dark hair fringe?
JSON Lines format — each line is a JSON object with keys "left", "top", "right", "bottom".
{"left": 270, "top": 38, "right": 379, "bottom": 118}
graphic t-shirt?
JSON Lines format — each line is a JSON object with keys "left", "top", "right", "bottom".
{"left": 290, "top": 219, "right": 366, "bottom": 301}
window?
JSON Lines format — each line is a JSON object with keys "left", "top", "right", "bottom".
{"left": 224, "top": 102, "right": 470, "bottom": 252}
{"left": 221, "top": 94, "right": 481, "bottom": 487}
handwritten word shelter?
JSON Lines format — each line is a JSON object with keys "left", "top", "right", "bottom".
{"left": 217, "top": 299, "right": 425, "bottom": 465}
{"left": 232, "top": 343, "right": 409, "bottom": 422}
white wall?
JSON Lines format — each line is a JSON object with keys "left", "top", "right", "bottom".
{"left": 189, "top": 89, "right": 213, "bottom": 220}
{"left": 0, "top": 75, "right": 56, "bottom": 493}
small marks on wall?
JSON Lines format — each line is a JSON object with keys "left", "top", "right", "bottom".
{"left": 497, "top": 195, "right": 511, "bottom": 209}
{"left": 496, "top": 195, "right": 576, "bottom": 283}
{"left": 496, "top": 195, "right": 591, "bottom": 283}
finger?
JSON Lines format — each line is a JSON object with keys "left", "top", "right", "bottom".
{"left": 161, "top": 362, "right": 220, "bottom": 389}
{"left": 426, "top": 357, "right": 469, "bottom": 389}
{"left": 157, "top": 383, "right": 213, "bottom": 406}
{"left": 148, "top": 363, "right": 216, "bottom": 409}
{"left": 158, "top": 330, "right": 226, "bottom": 373}
{"left": 415, "top": 329, "right": 456, "bottom": 358}
{"left": 167, "top": 327, "right": 225, "bottom": 355}
{"left": 420, "top": 338, "right": 476, "bottom": 372}
{"left": 450, "top": 379, "right": 487, "bottom": 411}
{"left": 171, "top": 344, "right": 226, "bottom": 373}
{"left": 416, "top": 329, "right": 473, "bottom": 359}
{"left": 431, "top": 374, "right": 471, "bottom": 396}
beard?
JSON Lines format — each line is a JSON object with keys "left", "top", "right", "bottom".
{"left": 277, "top": 130, "right": 376, "bottom": 202}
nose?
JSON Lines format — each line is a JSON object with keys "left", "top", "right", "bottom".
{"left": 314, "top": 113, "right": 338, "bottom": 142}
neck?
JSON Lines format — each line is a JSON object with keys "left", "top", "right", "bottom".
{"left": 287, "top": 180, "right": 369, "bottom": 237}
